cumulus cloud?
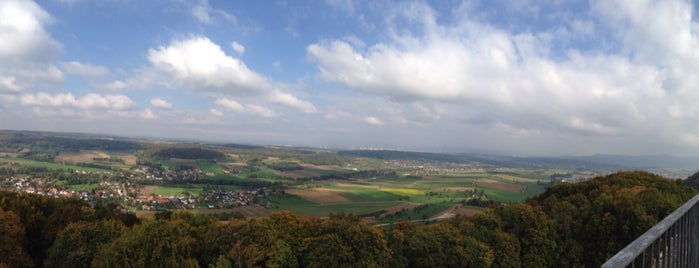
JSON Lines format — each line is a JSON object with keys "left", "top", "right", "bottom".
{"left": 231, "top": 41, "right": 245, "bottom": 55}
{"left": 147, "top": 36, "right": 316, "bottom": 114}
{"left": 20, "top": 92, "right": 135, "bottom": 110}
{"left": 364, "top": 116, "right": 384, "bottom": 126}
{"left": 101, "top": 80, "right": 127, "bottom": 91}
{"left": 142, "top": 108, "right": 157, "bottom": 119}
{"left": 148, "top": 36, "right": 273, "bottom": 94}
{"left": 214, "top": 98, "right": 277, "bottom": 118}
{"left": 0, "top": 0, "right": 63, "bottom": 92}
{"left": 189, "top": 0, "right": 236, "bottom": 25}
{"left": 61, "top": 61, "right": 109, "bottom": 77}
{"left": 247, "top": 104, "right": 276, "bottom": 118}
{"left": 150, "top": 98, "right": 172, "bottom": 109}
{"left": 215, "top": 98, "right": 245, "bottom": 112}
{"left": 209, "top": 108, "right": 223, "bottom": 117}
{"left": 269, "top": 91, "right": 316, "bottom": 113}
{"left": 307, "top": 0, "right": 699, "bottom": 141}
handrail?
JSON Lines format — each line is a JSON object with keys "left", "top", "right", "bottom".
{"left": 602, "top": 193, "right": 699, "bottom": 267}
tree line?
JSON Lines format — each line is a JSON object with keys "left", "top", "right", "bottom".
{"left": 0, "top": 171, "right": 695, "bottom": 267}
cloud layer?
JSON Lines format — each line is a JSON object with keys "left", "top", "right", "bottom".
{"left": 2, "top": 0, "right": 699, "bottom": 156}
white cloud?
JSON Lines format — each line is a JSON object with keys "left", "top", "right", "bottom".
{"left": 214, "top": 98, "right": 277, "bottom": 118}
{"left": 209, "top": 108, "right": 223, "bottom": 117}
{"left": 102, "top": 80, "right": 127, "bottom": 91}
{"left": 61, "top": 61, "right": 109, "bottom": 77}
{"left": 142, "top": 108, "right": 157, "bottom": 119}
{"left": 148, "top": 36, "right": 272, "bottom": 94}
{"left": 269, "top": 91, "right": 316, "bottom": 113}
{"left": 247, "top": 104, "right": 276, "bottom": 118}
{"left": 230, "top": 41, "right": 245, "bottom": 55}
{"left": 364, "top": 116, "right": 384, "bottom": 126}
{"left": 0, "top": 0, "right": 63, "bottom": 92}
{"left": 147, "top": 36, "right": 317, "bottom": 117}
{"left": 20, "top": 92, "right": 135, "bottom": 110}
{"left": 306, "top": 0, "right": 699, "bottom": 143}
{"left": 150, "top": 98, "right": 172, "bottom": 109}
{"left": 189, "top": 0, "right": 236, "bottom": 25}
{"left": 0, "top": 76, "right": 22, "bottom": 92}
{"left": 215, "top": 98, "right": 244, "bottom": 112}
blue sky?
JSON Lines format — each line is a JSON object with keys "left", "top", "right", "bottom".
{"left": 2, "top": 0, "right": 699, "bottom": 156}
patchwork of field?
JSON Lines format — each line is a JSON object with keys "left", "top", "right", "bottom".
{"left": 52, "top": 150, "right": 136, "bottom": 170}
{"left": 273, "top": 170, "right": 548, "bottom": 221}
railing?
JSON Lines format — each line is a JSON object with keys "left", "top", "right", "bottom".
{"left": 602, "top": 194, "right": 699, "bottom": 268}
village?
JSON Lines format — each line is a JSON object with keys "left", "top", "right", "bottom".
{"left": 0, "top": 165, "right": 274, "bottom": 212}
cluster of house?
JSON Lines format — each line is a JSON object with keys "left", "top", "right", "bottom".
{"left": 136, "top": 195, "right": 198, "bottom": 211}
{"left": 384, "top": 159, "right": 480, "bottom": 173}
{"left": 204, "top": 189, "right": 259, "bottom": 209}
{"left": 0, "top": 176, "right": 131, "bottom": 202}
{"left": 1, "top": 173, "right": 275, "bottom": 211}
{"left": 133, "top": 165, "right": 212, "bottom": 181}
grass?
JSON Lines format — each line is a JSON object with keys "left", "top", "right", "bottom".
{"left": 482, "top": 188, "right": 527, "bottom": 203}
{"left": 379, "top": 187, "right": 425, "bottom": 196}
{"left": 196, "top": 160, "right": 225, "bottom": 176}
{"left": 151, "top": 185, "right": 204, "bottom": 196}
{"left": 67, "top": 183, "right": 99, "bottom": 191}
{"left": 0, "top": 156, "right": 108, "bottom": 172}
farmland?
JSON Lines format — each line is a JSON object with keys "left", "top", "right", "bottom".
{"left": 0, "top": 130, "right": 609, "bottom": 224}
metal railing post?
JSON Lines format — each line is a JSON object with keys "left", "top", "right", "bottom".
{"left": 602, "top": 194, "right": 699, "bottom": 268}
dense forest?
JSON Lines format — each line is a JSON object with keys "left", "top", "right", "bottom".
{"left": 0, "top": 171, "right": 695, "bottom": 267}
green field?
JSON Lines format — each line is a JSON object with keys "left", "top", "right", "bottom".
{"left": 0, "top": 156, "right": 108, "bottom": 172}
{"left": 67, "top": 183, "right": 100, "bottom": 191}
{"left": 151, "top": 185, "right": 204, "bottom": 196}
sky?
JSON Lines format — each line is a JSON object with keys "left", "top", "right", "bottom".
{"left": 1, "top": 0, "right": 699, "bottom": 156}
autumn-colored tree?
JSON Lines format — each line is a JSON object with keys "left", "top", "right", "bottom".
{"left": 301, "top": 213, "right": 391, "bottom": 268}
{"left": 0, "top": 208, "right": 32, "bottom": 267}
{"left": 45, "top": 219, "right": 125, "bottom": 268}
{"left": 92, "top": 219, "right": 199, "bottom": 267}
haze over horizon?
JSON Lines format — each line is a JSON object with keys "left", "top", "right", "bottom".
{"left": 2, "top": 0, "right": 699, "bottom": 156}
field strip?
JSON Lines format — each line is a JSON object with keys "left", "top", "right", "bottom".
{"left": 492, "top": 174, "right": 538, "bottom": 182}
{"left": 475, "top": 178, "right": 524, "bottom": 192}
{"left": 433, "top": 205, "right": 482, "bottom": 219}
{"left": 286, "top": 188, "right": 352, "bottom": 204}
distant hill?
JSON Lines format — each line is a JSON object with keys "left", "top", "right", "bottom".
{"left": 562, "top": 154, "right": 699, "bottom": 169}
{"left": 0, "top": 130, "right": 140, "bottom": 151}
